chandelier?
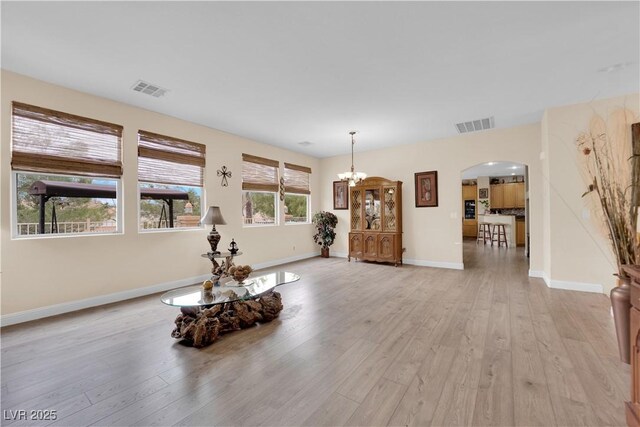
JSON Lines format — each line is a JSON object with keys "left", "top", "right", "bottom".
{"left": 337, "top": 131, "right": 367, "bottom": 186}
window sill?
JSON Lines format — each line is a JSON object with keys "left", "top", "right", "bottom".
{"left": 242, "top": 223, "right": 278, "bottom": 228}
{"left": 12, "top": 231, "right": 123, "bottom": 241}
{"left": 139, "top": 227, "right": 203, "bottom": 234}
{"left": 285, "top": 222, "right": 311, "bottom": 226}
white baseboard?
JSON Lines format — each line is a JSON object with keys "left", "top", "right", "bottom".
{"left": 1, "top": 252, "right": 320, "bottom": 327}
{"left": 530, "top": 271, "right": 602, "bottom": 294}
{"left": 528, "top": 270, "right": 544, "bottom": 278}
{"left": 0, "top": 273, "right": 210, "bottom": 327}
{"left": 331, "top": 252, "right": 463, "bottom": 270}
{"left": 252, "top": 252, "right": 319, "bottom": 270}
{"left": 546, "top": 278, "right": 603, "bottom": 294}
{"left": 404, "top": 258, "right": 464, "bottom": 270}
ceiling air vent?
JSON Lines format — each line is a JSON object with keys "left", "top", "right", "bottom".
{"left": 298, "top": 141, "right": 313, "bottom": 147}
{"left": 131, "top": 80, "right": 168, "bottom": 98}
{"left": 455, "top": 116, "right": 494, "bottom": 134}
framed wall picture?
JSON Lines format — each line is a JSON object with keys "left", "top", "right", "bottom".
{"left": 415, "top": 171, "right": 438, "bottom": 207}
{"left": 333, "top": 180, "right": 349, "bottom": 210}
{"left": 479, "top": 188, "right": 488, "bottom": 199}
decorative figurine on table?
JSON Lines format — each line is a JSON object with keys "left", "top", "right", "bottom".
{"left": 202, "top": 279, "right": 214, "bottom": 291}
{"left": 228, "top": 239, "right": 239, "bottom": 255}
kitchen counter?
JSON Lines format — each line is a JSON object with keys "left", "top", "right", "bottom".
{"left": 479, "top": 214, "right": 516, "bottom": 247}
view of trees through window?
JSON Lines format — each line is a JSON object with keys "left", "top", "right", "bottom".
{"left": 242, "top": 191, "right": 276, "bottom": 225}
{"left": 284, "top": 194, "right": 309, "bottom": 223}
{"left": 15, "top": 172, "right": 118, "bottom": 236}
{"left": 139, "top": 183, "right": 202, "bottom": 230}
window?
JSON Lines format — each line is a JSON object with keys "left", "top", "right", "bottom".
{"left": 11, "top": 102, "right": 123, "bottom": 236}
{"left": 242, "top": 154, "right": 279, "bottom": 226}
{"left": 283, "top": 163, "right": 311, "bottom": 224}
{"left": 137, "top": 131, "right": 205, "bottom": 230}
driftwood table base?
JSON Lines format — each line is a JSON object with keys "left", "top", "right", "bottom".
{"left": 170, "top": 291, "right": 283, "bottom": 348}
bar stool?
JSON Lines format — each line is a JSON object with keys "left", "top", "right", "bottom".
{"left": 491, "top": 224, "right": 508, "bottom": 248}
{"left": 477, "top": 223, "right": 492, "bottom": 245}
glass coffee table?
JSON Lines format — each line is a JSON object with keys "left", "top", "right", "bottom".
{"left": 161, "top": 271, "right": 300, "bottom": 347}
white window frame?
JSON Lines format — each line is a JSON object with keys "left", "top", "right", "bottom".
{"left": 242, "top": 190, "right": 279, "bottom": 228}
{"left": 284, "top": 193, "right": 311, "bottom": 225}
{"left": 11, "top": 170, "right": 123, "bottom": 239}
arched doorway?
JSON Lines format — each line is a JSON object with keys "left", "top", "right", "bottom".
{"left": 460, "top": 161, "right": 529, "bottom": 271}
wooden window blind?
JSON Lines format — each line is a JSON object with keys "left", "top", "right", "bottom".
{"left": 242, "top": 154, "right": 279, "bottom": 192}
{"left": 138, "top": 130, "right": 206, "bottom": 187}
{"left": 284, "top": 162, "right": 311, "bottom": 195}
{"left": 11, "top": 102, "right": 123, "bottom": 177}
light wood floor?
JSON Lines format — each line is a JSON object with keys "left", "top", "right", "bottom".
{"left": 1, "top": 241, "right": 629, "bottom": 426}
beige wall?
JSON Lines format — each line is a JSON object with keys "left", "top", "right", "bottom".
{"left": 319, "top": 123, "right": 543, "bottom": 271}
{"left": 2, "top": 70, "right": 637, "bottom": 319}
{"left": 541, "top": 110, "right": 552, "bottom": 279}
{"left": 542, "top": 93, "right": 640, "bottom": 294}
{"left": 1, "top": 71, "right": 320, "bottom": 315}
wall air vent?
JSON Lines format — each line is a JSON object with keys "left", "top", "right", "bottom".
{"left": 455, "top": 116, "right": 495, "bottom": 134}
{"left": 131, "top": 80, "right": 168, "bottom": 98}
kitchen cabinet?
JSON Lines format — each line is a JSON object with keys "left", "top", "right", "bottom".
{"left": 463, "top": 224, "right": 477, "bottom": 237}
{"left": 490, "top": 182, "right": 525, "bottom": 209}
{"left": 462, "top": 184, "right": 477, "bottom": 238}
{"left": 490, "top": 184, "right": 504, "bottom": 208}
{"left": 349, "top": 177, "right": 403, "bottom": 266}
{"left": 516, "top": 219, "right": 525, "bottom": 246}
{"left": 462, "top": 185, "right": 476, "bottom": 200}
{"left": 516, "top": 182, "right": 526, "bottom": 208}
{"left": 503, "top": 183, "right": 516, "bottom": 208}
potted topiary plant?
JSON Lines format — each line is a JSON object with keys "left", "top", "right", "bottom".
{"left": 312, "top": 211, "right": 338, "bottom": 258}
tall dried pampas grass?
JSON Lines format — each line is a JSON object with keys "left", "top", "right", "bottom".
{"left": 576, "top": 110, "right": 639, "bottom": 278}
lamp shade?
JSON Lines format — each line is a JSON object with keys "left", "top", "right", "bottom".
{"left": 200, "top": 206, "right": 227, "bottom": 226}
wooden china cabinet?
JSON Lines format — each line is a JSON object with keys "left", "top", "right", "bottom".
{"left": 626, "top": 265, "right": 640, "bottom": 427}
{"left": 348, "top": 177, "right": 403, "bottom": 266}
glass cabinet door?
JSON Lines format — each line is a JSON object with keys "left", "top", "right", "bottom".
{"left": 364, "top": 189, "right": 381, "bottom": 230}
{"left": 383, "top": 187, "right": 397, "bottom": 232}
{"left": 351, "top": 188, "right": 362, "bottom": 230}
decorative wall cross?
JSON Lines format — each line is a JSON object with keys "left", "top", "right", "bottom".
{"left": 217, "top": 166, "right": 232, "bottom": 187}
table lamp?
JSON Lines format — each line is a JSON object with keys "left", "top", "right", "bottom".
{"left": 201, "top": 206, "right": 227, "bottom": 254}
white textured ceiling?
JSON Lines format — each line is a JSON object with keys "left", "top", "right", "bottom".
{"left": 2, "top": 2, "right": 638, "bottom": 158}
{"left": 462, "top": 161, "right": 525, "bottom": 180}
